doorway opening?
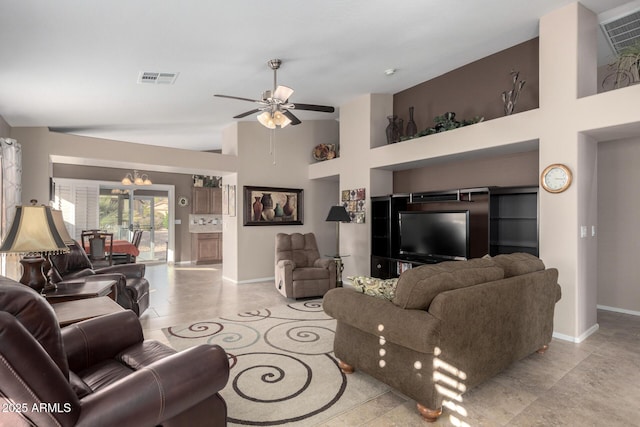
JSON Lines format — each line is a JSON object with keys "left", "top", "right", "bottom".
{"left": 99, "top": 187, "right": 169, "bottom": 262}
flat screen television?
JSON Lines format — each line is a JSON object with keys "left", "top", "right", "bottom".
{"left": 398, "top": 210, "right": 469, "bottom": 261}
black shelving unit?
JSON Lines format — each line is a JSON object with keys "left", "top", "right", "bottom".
{"left": 489, "top": 186, "right": 538, "bottom": 256}
{"left": 371, "top": 195, "right": 407, "bottom": 278}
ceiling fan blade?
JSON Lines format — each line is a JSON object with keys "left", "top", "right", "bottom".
{"left": 273, "top": 85, "right": 294, "bottom": 101}
{"left": 291, "top": 103, "right": 335, "bottom": 113}
{"left": 233, "top": 109, "right": 261, "bottom": 119}
{"left": 283, "top": 110, "right": 302, "bottom": 125}
{"left": 214, "top": 94, "right": 261, "bottom": 103}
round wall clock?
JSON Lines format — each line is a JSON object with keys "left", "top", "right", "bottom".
{"left": 541, "top": 163, "right": 572, "bottom": 193}
{"left": 178, "top": 196, "right": 189, "bottom": 207}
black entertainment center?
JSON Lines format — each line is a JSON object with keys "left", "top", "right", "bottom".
{"left": 371, "top": 186, "right": 538, "bottom": 278}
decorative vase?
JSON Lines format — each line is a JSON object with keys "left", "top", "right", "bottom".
{"left": 252, "top": 197, "right": 263, "bottom": 221}
{"left": 397, "top": 118, "right": 404, "bottom": 139}
{"left": 274, "top": 203, "right": 284, "bottom": 218}
{"left": 260, "top": 193, "right": 275, "bottom": 221}
{"left": 283, "top": 195, "right": 294, "bottom": 217}
{"left": 406, "top": 106, "right": 417, "bottom": 137}
{"left": 385, "top": 115, "right": 401, "bottom": 144}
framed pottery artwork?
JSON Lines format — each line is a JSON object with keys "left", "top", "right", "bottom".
{"left": 243, "top": 186, "right": 303, "bottom": 226}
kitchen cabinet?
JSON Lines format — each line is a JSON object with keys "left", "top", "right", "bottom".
{"left": 191, "top": 232, "right": 222, "bottom": 264}
{"left": 192, "top": 187, "right": 222, "bottom": 214}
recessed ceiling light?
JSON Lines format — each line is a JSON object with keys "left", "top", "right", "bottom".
{"left": 384, "top": 68, "right": 397, "bottom": 76}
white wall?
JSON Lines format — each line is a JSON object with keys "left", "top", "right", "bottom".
{"left": 224, "top": 120, "right": 339, "bottom": 283}
{"left": 597, "top": 137, "right": 640, "bottom": 314}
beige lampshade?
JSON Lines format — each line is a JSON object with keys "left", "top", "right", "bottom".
{"left": 50, "top": 209, "right": 76, "bottom": 245}
{"left": 0, "top": 205, "right": 69, "bottom": 255}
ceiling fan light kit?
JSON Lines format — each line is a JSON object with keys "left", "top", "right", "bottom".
{"left": 214, "top": 58, "right": 335, "bottom": 130}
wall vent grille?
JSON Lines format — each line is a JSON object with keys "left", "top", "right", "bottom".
{"left": 601, "top": 9, "right": 640, "bottom": 55}
{"left": 137, "top": 71, "right": 179, "bottom": 85}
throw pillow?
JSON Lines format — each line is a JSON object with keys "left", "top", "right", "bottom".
{"left": 349, "top": 276, "right": 398, "bottom": 301}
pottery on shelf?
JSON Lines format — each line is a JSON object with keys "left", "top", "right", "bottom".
{"left": 385, "top": 115, "right": 401, "bottom": 144}
{"left": 406, "top": 106, "right": 418, "bottom": 137}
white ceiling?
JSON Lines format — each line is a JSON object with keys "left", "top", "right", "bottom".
{"left": 0, "top": 0, "right": 636, "bottom": 152}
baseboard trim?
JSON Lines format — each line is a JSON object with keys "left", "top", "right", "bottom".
{"left": 597, "top": 305, "right": 640, "bottom": 317}
{"left": 222, "top": 276, "right": 275, "bottom": 284}
{"left": 553, "top": 323, "right": 599, "bottom": 343}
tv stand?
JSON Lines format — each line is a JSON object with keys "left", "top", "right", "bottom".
{"left": 371, "top": 186, "right": 538, "bottom": 279}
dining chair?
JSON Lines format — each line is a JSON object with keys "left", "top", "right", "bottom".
{"left": 112, "top": 229, "right": 143, "bottom": 264}
{"left": 81, "top": 230, "right": 113, "bottom": 267}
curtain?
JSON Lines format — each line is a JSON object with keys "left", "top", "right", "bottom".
{"left": 0, "top": 138, "right": 22, "bottom": 277}
{"left": 0, "top": 138, "right": 22, "bottom": 240}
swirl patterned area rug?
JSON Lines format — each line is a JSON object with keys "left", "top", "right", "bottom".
{"left": 163, "top": 299, "right": 389, "bottom": 426}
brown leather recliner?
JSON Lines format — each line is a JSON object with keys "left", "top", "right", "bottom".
{"left": 275, "top": 232, "right": 337, "bottom": 299}
{"left": 0, "top": 276, "right": 229, "bottom": 427}
{"left": 49, "top": 241, "right": 149, "bottom": 316}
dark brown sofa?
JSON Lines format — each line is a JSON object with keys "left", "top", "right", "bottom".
{"left": 323, "top": 253, "right": 561, "bottom": 422}
{"left": 49, "top": 241, "right": 150, "bottom": 316}
{"left": 0, "top": 276, "right": 229, "bottom": 427}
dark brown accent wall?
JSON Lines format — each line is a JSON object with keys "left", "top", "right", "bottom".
{"left": 393, "top": 38, "right": 539, "bottom": 134}
{"left": 393, "top": 150, "right": 539, "bottom": 194}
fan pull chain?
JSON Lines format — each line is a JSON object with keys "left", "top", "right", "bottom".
{"left": 270, "top": 129, "right": 276, "bottom": 165}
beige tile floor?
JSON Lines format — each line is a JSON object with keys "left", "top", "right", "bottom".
{"left": 140, "top": 263, "right": 640, "bottom": 426}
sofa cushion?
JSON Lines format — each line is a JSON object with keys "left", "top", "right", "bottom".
{"left": 349, "top": 276, "right": 398, "bottom": 301}
{"left": 392, "top": 258, "right": 504, "bottom": 310}
{"left": 490, "top": 252, "right": 545, "bottom": 278}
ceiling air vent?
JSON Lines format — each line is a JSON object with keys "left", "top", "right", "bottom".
{"left": 137, "top": 71, "right": 179, "bottom": 85}
{"left": 601, "top": 9, "right": 640, "bottom": 55}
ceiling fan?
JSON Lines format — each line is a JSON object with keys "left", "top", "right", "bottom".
{"left": 214, "top": 59, "right": 335, "bottom": 129}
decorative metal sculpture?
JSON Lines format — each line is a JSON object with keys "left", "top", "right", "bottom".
{"left": 502, "top": 70, "right": 526, "bottom": 116}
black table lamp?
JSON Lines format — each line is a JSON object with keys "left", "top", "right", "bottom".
{"left": 326, "top": 205, "right": 351, "bottom": 286}
{"left": 0, "top": 203, "right": 69, "bottom": 293}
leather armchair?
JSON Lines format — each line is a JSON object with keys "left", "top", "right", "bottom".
{"left": 0, "top": 277, "right": 229, "bottom": 427}
{"left": 49, "top": 241, "right": 149, "bottom": 316}
{"left": 275, "top": 232, "right": 337, "bottom": 298}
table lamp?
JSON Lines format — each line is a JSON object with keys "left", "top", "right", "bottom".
{"left": 0, "top": 203, "right": 69, "bottom": 293}
{"left": 326, "top": 205, "right": 351, "bottom": 286}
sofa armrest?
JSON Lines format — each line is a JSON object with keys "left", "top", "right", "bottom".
{"left": 427, "top": 268, "right": 560, "bottom": 385}
{"left": 323, "top": 288, "right": 440, "bottom": 354}
{"left": 75, "top": 344, "right": 229, "bottom": 427}
{"left": 95, "top": 262, "right": 145, "bottom": 279}
{"left": 62, "top": 310, "right": 144, "bottom": 372}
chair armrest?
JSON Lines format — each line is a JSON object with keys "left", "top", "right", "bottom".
{"left": 74, "top": 345, "right": 229, "bottom": 427}
{"left": 95, "top": 263, "right": 146, "bottom": 279}
{"left": 314, "top": 257, "right": 336, "bottom": 272}
{"left": 62, "top": 310, "right": 143, "bottom": 372}
{"left": 275, "top": 260, "right": 295, "bottom": 294}
{"left": 60, "top": 269, "right": 96, "bottom": 281}
{"left": 0, "top": 313, "right": 80, "bottom": 426}
{"left": 277, "top": 259, "right": 295, "bottom": 269}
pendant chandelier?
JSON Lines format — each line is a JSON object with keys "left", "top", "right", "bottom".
{"left": 121, "top": 170, "right": 152, "bottom": 186}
